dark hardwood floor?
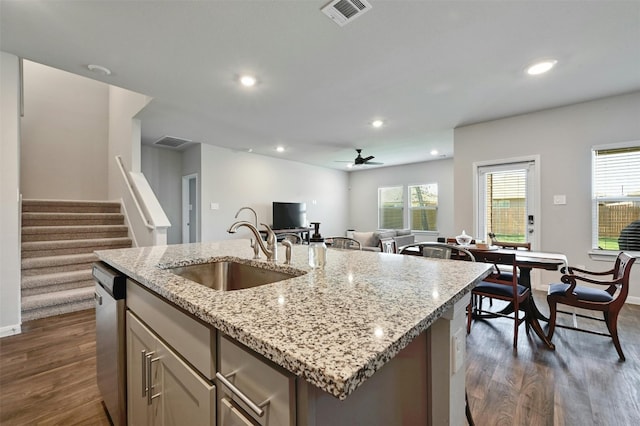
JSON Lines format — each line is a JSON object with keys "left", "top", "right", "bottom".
{"left": 1, "top": 292, "right": 639, "bottom": 425}
{"left": 0, "top": 310, "right": 110, "bottom": 425}
{"left": 466, "top": 293, "right": 640, "bottom": 425}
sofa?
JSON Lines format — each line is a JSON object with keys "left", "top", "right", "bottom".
{"left": 351, "top": 229, "right": 415, "bottom": 252}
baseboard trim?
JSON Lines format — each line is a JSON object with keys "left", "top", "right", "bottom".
{"left": 0, "top": 323, "right": 22, "bottom": 338}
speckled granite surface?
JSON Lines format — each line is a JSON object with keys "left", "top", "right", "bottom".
{"left": 96, "top": 239, "right": 491, "bottom": 400}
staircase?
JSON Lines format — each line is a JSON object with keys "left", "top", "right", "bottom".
{"left": 21, "top": 199, "right": 132, "bottom": 321}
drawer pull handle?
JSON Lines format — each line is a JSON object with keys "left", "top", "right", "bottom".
{"left": 216, "top": 372, "right": 269, "bottom": 418}
{"left": 146, "top": 352, "right": 160, "bottom": 405}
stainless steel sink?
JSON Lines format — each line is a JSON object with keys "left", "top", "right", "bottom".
{"left": 168, "top": 261, "right": 303, "bottom": 291}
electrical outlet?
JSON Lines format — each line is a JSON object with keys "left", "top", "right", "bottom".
{"left": 451, "top": 328, "right": 465, "bottom": 374}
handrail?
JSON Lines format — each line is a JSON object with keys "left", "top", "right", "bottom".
{"left": 115, "top": 155, "right": 154, "bottom": 230}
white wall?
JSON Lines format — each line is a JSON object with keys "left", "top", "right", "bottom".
{"left": 0, "top": 52, "right": 22, "bottom": 336}
{"left": 141, "top": 145, "right": 182, "bottom": 244}
{"left": 20, "top": 61, "right": 109, "bottom": 200}
{"left": 348, "top": 158, "right": 454, "bottom": 240}
{"left": 199, "top": 144, "right": 349, "bottom": 242}
{"left": 107, "top": 86, "right": 151, "bottom": 198}
{"left": 454, "top": 92, "right": 640, "bottom": 300}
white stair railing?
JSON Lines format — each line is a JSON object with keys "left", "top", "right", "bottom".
{"left": 115, "top": 155, "right": 170, "bottom": 246}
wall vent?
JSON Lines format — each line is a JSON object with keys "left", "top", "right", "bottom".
{"left": 321, "top": 0, "right": 372, "bottom": 27}
{"left": 153, "top": 135, "right": 192, "bottom": 149}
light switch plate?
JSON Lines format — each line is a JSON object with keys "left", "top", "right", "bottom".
{"left": 210, "top": 202, "right": 219, "bottom": 210}
{"left": 553, "top": 195, "right": 566, "bottom": 205}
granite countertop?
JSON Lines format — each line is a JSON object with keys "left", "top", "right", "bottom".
{"left": 96, "top": 239, "right": 491, "bottom": 400}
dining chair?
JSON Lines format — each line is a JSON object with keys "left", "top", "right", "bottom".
{"left": 487, "top": 232, "right": 530, "bottom": 283}
{"left": 467, "top": 251, "right": 530, "bottom": 349}
{"left": 327, "top": 237, "right": 362, "bottom": 250}
{"left": 400, "top": 242, "right": 475, "bottom": 261}
{"left": 546, "top": 252, "right": 636, "bottom": 361}
{"left": 379, "top": 238, "right": 397, "bottom": 253}
{"left": 279, "top": 233, "right": 302, "bottom": 244}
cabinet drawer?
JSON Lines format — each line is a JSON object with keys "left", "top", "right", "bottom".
{"left": 218, "top": 335, "right": 295, "bottom": 426}
{"left": 126, "top": 279, "right": 216, "bottom": 380}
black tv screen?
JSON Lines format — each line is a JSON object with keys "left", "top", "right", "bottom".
{"left": 272, "top": 202, "right": 307, "bottom": 229}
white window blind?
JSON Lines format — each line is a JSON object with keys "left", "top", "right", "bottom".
{"left": 592, "top": 144, "right": 640, "bottom": 251}
{"left": 478, "top": 163, "right": 531, "bottom": 242}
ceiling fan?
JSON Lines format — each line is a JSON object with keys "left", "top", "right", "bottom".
{"left": 337, "top": 149, "right": 383, "bottom": 166}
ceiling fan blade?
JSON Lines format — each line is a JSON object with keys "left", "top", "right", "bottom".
{"left": 362, "top": 155, "right": 375, "bottom": 162}
{"left": 364, "top": 161, "right": 383, "bottom": 165}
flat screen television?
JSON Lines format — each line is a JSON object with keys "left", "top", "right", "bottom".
{"left": 272, "top": 202, "right": 307, "bottom": 229}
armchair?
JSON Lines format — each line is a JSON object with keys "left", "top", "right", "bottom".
{"left": 546, "top": 252, "right": 636, "bottom": 361}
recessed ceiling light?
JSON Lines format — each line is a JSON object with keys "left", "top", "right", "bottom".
{"left": 430, "top": 149, "right": 439, "bottom": 156}
{"left": 87, "top": 64, "right": 112, "bottom": 76}
{"left": 526, "top": 60, "right": 557, "bottom": 75}
{"left": 239, "top": 75, "right": 257, "bottom": 87}
{"left": 372, "top": 120, "right": 384, "bottom": 128}
{"left": 276, "top": 146, "right": 285, "bottom": 153}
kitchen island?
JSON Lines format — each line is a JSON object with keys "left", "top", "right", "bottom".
{"left": 96, "top": 239, "right": 491, "bottom": 425}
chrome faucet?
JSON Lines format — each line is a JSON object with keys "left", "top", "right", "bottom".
{"left": 227, "top": 221, "right": 278, "bottom": 261}
{"left": 281, "top": 239, "right": 292, "bottom": 265}
{"left": 234, "top": 207, "right": 259, "bottom": 256}
{"left": 234, "top": 206, "right": 258, "bottom": 228}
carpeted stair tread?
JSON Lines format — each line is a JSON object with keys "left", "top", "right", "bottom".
{"left": 22, "top": 212, "right": 125, "bottom": 227}
{"left": 22, "top": 237, "right": 132, "bottom": 251}
{"left": 21, "top": 269, "right": 93, "bottom": 289}
{"left": 22, "top": 225, "right": 128, "bottom": 242}
{"left": 22, "top": 199, "right": 121, "bottom": 213}
{"left": 21, "top": 300, "right": 95, "bottom": 322}
{"left": 22, "top": 287, "right": 96, "bottom": 311}
{"left": 21, "top": 253, "right": 99, "bottom": 270}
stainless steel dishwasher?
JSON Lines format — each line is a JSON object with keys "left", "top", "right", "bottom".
{"left": 93, "top": 261, "right": 127, "bottom": 426}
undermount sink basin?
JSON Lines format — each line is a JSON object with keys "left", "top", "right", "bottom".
{"left": 168, "top": 261, "right": 302, "bottom": 291}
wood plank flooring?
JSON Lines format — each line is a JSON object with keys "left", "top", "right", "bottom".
{"left": 1, "top": 292, "right": 639, "bottom": 425}
{"left": 466, "top": 293, "right": 640, "bottom": 425}
{"left": 0, "top": 310, "right": 110, "bottom": 425}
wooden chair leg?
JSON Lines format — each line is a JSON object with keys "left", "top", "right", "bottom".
{"left": 604, "top": 311, "right": 625, "bottom": 361}
{"left": 546, "top": 299, "right": 558, "bottom": 340}
{"left": 513, "top": 308, "right": 519, "bottom": 349}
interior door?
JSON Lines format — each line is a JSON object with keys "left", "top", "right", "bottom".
{"left": 182, "top": 174, "right": 198, "bottom": 243}
{"left": 475, "top": 159, "right": 538, "bottom": 248}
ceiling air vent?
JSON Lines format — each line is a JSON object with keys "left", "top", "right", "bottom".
{"left": 321, "top": 0, "right": 372, "bottom": 27}
{"left": 154, "top": 136, "right": 192, "bottom": 149}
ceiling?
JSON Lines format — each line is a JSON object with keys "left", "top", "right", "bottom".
{"left": 2, "top": 1, "right": 639, "bottom": 170}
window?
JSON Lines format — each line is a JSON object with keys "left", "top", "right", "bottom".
{"left": 592, "top": 144, "right": 640, "bottom": 251}
{"left": 378, "top": 186, "right": 403, "bottom": 229}
{"left": 409, "top": 184, "right": 438, "bottom": 231}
